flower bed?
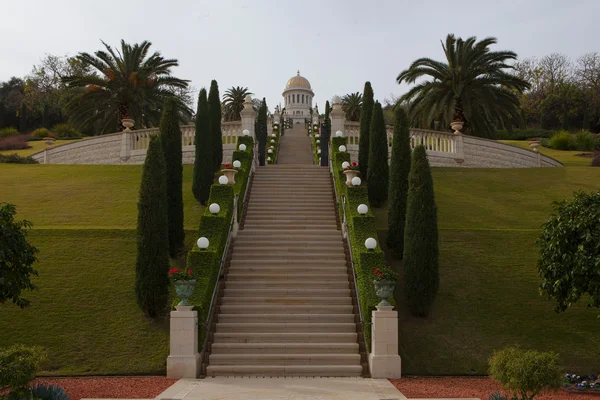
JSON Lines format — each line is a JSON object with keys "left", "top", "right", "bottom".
{"left": 563, "top": 374, "right": 600, "bottom": 394}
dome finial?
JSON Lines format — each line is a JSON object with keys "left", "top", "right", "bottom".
{"left": 297, "top": 70, "right": 300, "bottom": 76}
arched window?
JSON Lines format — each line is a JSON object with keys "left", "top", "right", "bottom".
{"left": 302, "top": 94, "right": 305, "bottom": 103}
{"left": 296, "top": 94, "right": 299, "bottom": 103}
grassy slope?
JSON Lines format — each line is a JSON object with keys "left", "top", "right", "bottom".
{"left": 0, "top": 140, "right": 78, "bottom": 157}
{"left": 373, "top": 145, "right": 600, "bottom": 374}
{"left": 0, "top": 164, "right": 203, "bottom": 375}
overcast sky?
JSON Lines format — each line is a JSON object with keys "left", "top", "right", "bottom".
{"left": 1, "top": 0, "right": 599, "bottom": 110}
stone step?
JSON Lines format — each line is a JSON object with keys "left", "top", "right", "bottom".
{"left": 229, "top": 259, "right": 346, "bottom": 266}
{"left": 223, "top": 288, "right": 351, "bottom": 297}
{"left": 243, "top": 216, "right": 337, "bottom": 223}
{"left": 215, "top": 322, "right": 357, "bottom": 333}
{"left": 242, "top": 223, "right": 338, "bottom": 230}
{"left": 238, "top": 229, "right": 340, "bottom": 237}
{"left": 249, "top": 194, "right": 332, "bottom": 199}
{"left": 230, "top": 253, "right": 346, "bottom": 261}
{"left": 206, "top": 364, "right": 362, "bottom": 377}
{"left": 217, "top": 313, "right": 355, "bottom": 323}
{"left": 213, "top": 332, "right": 358, "bottom": 343}
{"left": 220, "top": 296, "right": 352, "bottom": 305}
{"left": 244, "top": 209, "right": 335, "bottom": 216}
{"left": 232, "top": 246, "right": 343, "bottom": 254}
{"left": 227, "top": 267, "right": 348, "bottom": 275}
{"left": 218, "top": 304, "right": 354, "bottom": 314}
{"left": 234, "top": 238, "right": 343, "bottom": 246}
{"left": 227, "top": 273, "right": 348, "bottom": 281}
{"left": 225, "top": 281, "right": 349, "bottom": 289}
{"left": 210, "top": 342, "right": 359, "bottom": 354}
{"left": 209, "top": 353, "right": 361, "bottom": 365}
{"left": 245, "top": 206, "right": 336, "bottom": 213}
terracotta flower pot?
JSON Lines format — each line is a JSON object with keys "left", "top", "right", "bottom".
{"left": 374, "top": 280, "right": 395, "bottom": 307}
{"left": 174, "top": 280, "right": 196, "bottom": 307}
{"left": 343, "top": 170, "right": 360, "bottom": 187}
{"left": 221, "top": 168, "right": 237, "bottom": 185}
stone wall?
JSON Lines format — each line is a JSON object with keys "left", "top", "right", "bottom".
{"left": 31, "top": 133, "right": 122, "bottom": 164}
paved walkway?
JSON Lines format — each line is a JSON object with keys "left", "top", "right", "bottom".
{"left": 157, "top": 377, "right": 406, "bottom": 400}
{"left": 277, "top": 123, "right": 314, "bottom": 164}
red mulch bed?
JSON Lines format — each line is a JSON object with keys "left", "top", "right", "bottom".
{"left": 29, "top": 377, "right": 177, "bottom": 400}
{"left": 391, "top": 377, "right": 599, "bottom": 400}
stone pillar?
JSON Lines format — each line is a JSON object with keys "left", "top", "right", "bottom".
{"left": 330, "top": 96, "right": 345, "bottom": 135}
{"left": 313, "top": 105, "right": 320, "bottom": 127}
{"left": 166, "top": 305, "right": 200, "bottom": 378}
{"left": 120, "top": 119, "right": 134, "bottom": 162}
{"left": 369, "top": 305, "right": 401, "bottom": 379}
{"left": 240, "top": 95, "right": 256, "bottom": 140}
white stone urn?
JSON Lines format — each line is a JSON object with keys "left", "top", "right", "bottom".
{"left": 122, "top": 118, "right": 135, "bottom": 131}
{"left": 343, "top": 170, "right": 361, "bottom": 187}
{"left": 221, "top": 168, "right": 237, "bottom": 185}
{"left": 450, "top": 121, "right": 463, "bottom": 133}
{"left": 43, "top": 137, "right": 55, "bottom": 146}
{"left": 529, "top": 140, "right": 540, "bottom": 152}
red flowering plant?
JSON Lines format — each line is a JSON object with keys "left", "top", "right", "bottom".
{"left": 373, "top": 265, "right": 398, "bottom": 282}
{"left": 344, "top": 161, "right": 360, "bottom": 171}
{"left": 222, "top": 163, "right": 234, "bottom": 170}
{"left": 530, "top": 138, "right": 537, "bottom": 141}
{"left": 168, "top": 268, "right": 194, "bottom": 281}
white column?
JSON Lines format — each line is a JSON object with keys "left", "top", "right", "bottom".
{"left": 166, "top": 305, "right": 200, "bottom": 378}
{"left": 369, "top": 305, "right": 402, "bottom": 379}
{"left": 330, "top": 96, "right": 345, "bottom": 134}
{"left": 240, "top": 94, "right": 257, "bottom": 140}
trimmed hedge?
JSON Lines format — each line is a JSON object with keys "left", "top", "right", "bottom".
{"left": 496, "top": 128, "right": 557, "bottom": 141}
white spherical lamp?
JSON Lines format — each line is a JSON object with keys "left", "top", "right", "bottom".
{"left": 317, "top": 149, "right": 321, "bottom": 154}
{"left": 365, "top": 237, "right": 377, "bottom": 251}
{"left": 316, "top": 140, "right": 320, "bottom": 144}
{"left": 357, "top": 204, "right": 368, "bottom": 215}
{"left": 267, "top": 156, "right": 272, "bottom": 161}
{"left": 233, "top": 160, "right": 241, "bottom": 168}
{"left": 197, "top": 237, "right": 209, "bottom": 250}
{"left": 339, "top": 145, "right": 347, "bottom": 152}
{"left": 316, "top": 134, "right": 320, "bottom": 138}
{"left": 209, "top": 203, "right": 220, "bottom": 215}
{"left": 268, "top": 149, "right": 273, "bottom": 154}
{"left": 341, "top": 161, "right": 350, "bottom": 169}
{"left": 239, "top": 144, "right": 247, "bottom": 151}
{"left": 242, "top": 129, "right": 250, "bottom": 136}
{"left": 352, "top": 177, "right": 361, "bottom": 186}
{"left": 218, "top": 175, "right": 229, "bottom": 185}
{"left": 271, "top": 139, "right": 275, "bottom": 144}
{"left": 271, "top": 133, "right": 276, "bottom": 137}
{"left": 336, "top": 130, "right": 343, "bottom": 137}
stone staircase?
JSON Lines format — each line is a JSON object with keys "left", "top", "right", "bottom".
{"left": 205, "top": 161, "right": 365, "bottom": 377}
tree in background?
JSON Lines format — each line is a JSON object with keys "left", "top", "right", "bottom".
{"left": 135, "top": 136, "right": 170, "bottom": 317}
{"left": 366, "top": 101, "right": 389, "bottom": 207}
{"left": 63, "top": 40, "right": 191, "bottom": 134}
{"left": 341, "top": 92, "right": 362, "bottom": 121}
{"left": 208, "top": 80, "right": 222, "bottom": 170}
{"left": 0, "top": 78, "right": 25, "bottom": 130}
{"left": 403, "top": 145, "right": 439, "bottom": 317}
{"left": 398, "top": 34, "right": 530, "bottom": 138}
{"left": 19, "top": 103, "right": 27, "bottom": 133}
{"left": 192, "top": 88, "right": 213, "bottom": 204}
{"left": 0, "top": 203, "right": 39, "bottom": 308}
{"left": 537, "top": 190, "right": 600, "bottom": 313}
{"left": 387, "top": 107, "right": 412, "bottom": 258}
{"left": 159, "top": 98, "right": 185, "bottom": 257}
{"left": 222, "top": 86, "right": 252, "bottom": 121}
{"left": 358, "top": 82, "right": 374, "bottom": 178}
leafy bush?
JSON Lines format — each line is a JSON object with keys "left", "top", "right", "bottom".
{"left": 548, "top": 131, "right": 574, "bottom": 150}
{"left": 30, "top": 383, "right": 70, "bottom": 400}
{"left": 592, "top": 152, "right": 600, "bottom": 167}
{"left": 0, "top": 135, "right": 30, "bottom": 151}
{"left": 51, "top": 124, "right": 81, "bottom": 139}
{"left": 537, "top": 190, "right": 600, "bottom": 312}
{"left": 573, "top": 131, "right": 599, "bottom": 151}
{"left": 489, "top": 346, "right": 561, "bottom": 400}
{"left": 0, "top": 127, "right": 19, "bottom": 138}
{"left": 0, "top": 154, "right": 39, "bottom": 164}
{"left": 496, "top": 128, "right": 557, "bottom": 141}
{"left": 0, "top": 345, "right": 47, "bottom": 394}
{"left": 31, "top": 128, "right": 51, "bottom": 139}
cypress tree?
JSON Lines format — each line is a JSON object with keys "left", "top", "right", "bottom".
{"left": 367, "top": 101, "right": 389, "bottom": 207}
{"left": 208, "top": 80, "right": 222, "bottom": 171}
{"left": 19, "top": 103, "right": 27, "bottom": 133}
{"left": 257, "top": 99, "right": 267, "bottom": 166}
{"left": 403, "top": 145, "right": 439, "bottom": 317}
{"left": 192, "top": 88, "right": 212, "bottom": 204}
{"left": 358, "top": 82, "right": 374, "bottom": 178}
{"left": 387, "top": 107, "right": 412, "bottom": 258}
{"left": 135, "top": 135, "right": 170, "bottom": 317}
{"left": 160, "top": 98, "right": 185, "bottom": 257}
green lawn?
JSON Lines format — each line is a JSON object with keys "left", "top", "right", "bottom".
{"left": 372, "top": 161, "right": 600, "bottom": 375}
{"left": 0, "top": 164, "right": 203, "bottom": 375}
{"left": 499, "top": 140, "right": 593, "bottom": 167}
{"left": 0, "top": 139, "right": 78, "bottom": 157}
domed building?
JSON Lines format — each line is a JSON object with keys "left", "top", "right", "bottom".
{"left": 283, "top": 71, "right": 314, "bottom": 124}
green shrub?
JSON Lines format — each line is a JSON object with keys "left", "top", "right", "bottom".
{"left": 31, "top": 128, "right": 51, "bottom": 139}
{"left": 573, "top": 131, "right": 599, "bottom": 151}
{"left": 0, "top": 127, "right": 19, "bottom": 138}
{"left": 489, "top": 346, "right": 561, "bottom": 400}
{"left": 403, "top": 145, "right": 439, "bottom": 317}
{"left": 0, "top": 344, "right": 47, "bottom": 394}
{"left": 592, "top": 152, "right": 600, "bottom": 167}
{"left": 537, "top": 190, "right": 600, "bottom": 312}
{"left": 358, "top": 82, "right": 374, "bottom": 178}
{"left": 135, "top": 136, "right": 170, "bottom": 318}
{"left": 0, "top": 154, "right": 38, "bottom": 164}
{"left": 192, "top": 88, "right": 212, "bottom": 204}
{"left": 30, "top": 383, "right": 70, "bottom": 400}
{"left": 496, "top": 128, "right": 557, "bottom": 141}
{"left": 367, "top": 101, "right": 389, "bottom": 207}
{"left": 51, "top": 124, "right": 81, "bottom": 139}
{"left": 548, "top": 131, "right": 574, "bottom": 150}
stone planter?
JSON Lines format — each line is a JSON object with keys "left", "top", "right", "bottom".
{"left": 450, "top": 121, "right": 463, "bottom": 133}
{"left": 221, "top": 168, "right": 238, "bottom": 185}
{"left": 122, "top": 118, "right": 135, "bottom": 131}
{"left": 174, "top": 280, "right": 196, "bottom": 307}
{"left": 529, "top": 141, "right": 540, "bottom": 152}
{"left": 343, "top": 170, "right": 361, "bottom": 187}
{"left": 374, "top": 280, "right": 396, "bottom": 307}
{"left": 43, "top": 137, "right": 55, "bottom": 146}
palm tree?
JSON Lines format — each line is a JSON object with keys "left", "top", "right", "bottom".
{"left": 63, "top": 40, "right": 191, "bottom": 134}
{"left": 222, "top": 86, "right": 253, "bottom": 121}
{"left": 397, "top": 34, "right": 530, "bottom": 138}
{"left": 341, "top": 92, "right": 362, "bottom": 121}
